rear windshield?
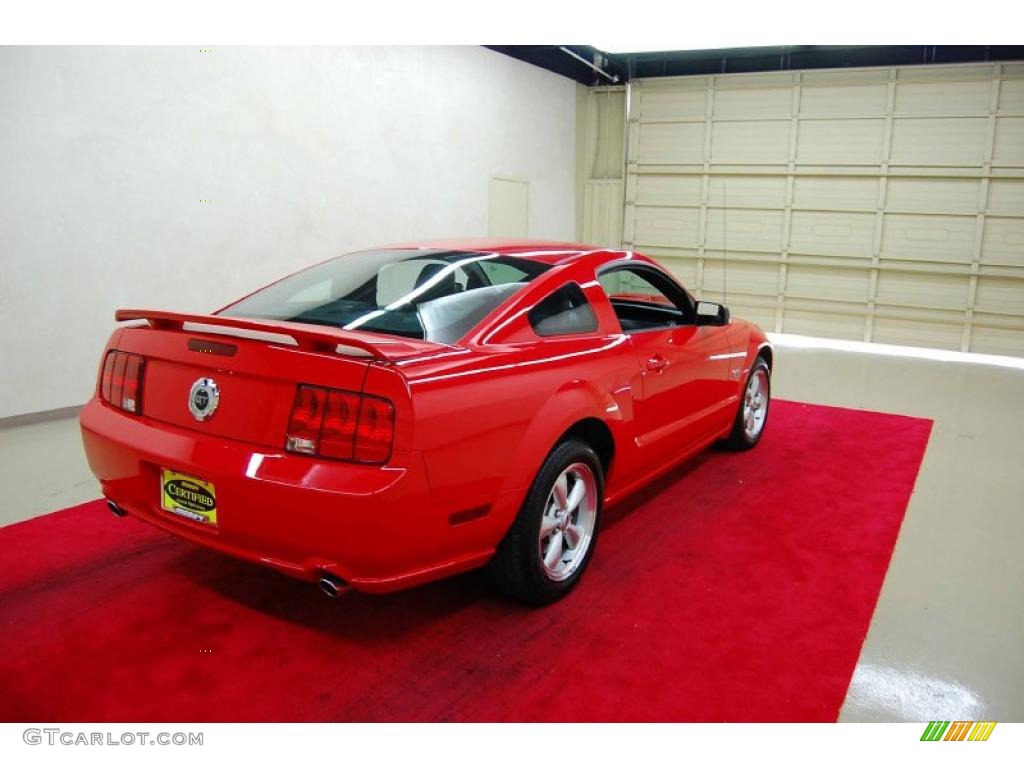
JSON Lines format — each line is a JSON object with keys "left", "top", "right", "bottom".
{"left": 220, "top": 249, "right": 550, "bottom": 344}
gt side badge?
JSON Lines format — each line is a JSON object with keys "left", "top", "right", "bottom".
{"left": 188, "top": 377, "right": 220, "bottom": 421}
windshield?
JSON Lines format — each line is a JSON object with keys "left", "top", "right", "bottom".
{"left": 220, "top": 249, "right": 550, "bottom": 344}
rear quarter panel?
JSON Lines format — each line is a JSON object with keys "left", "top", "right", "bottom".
{"left": 398, "top": 334, "right": 641, "bottom": 550}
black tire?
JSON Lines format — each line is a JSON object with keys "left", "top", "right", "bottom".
{"left": 725, "top": 356, "right": 771, "bottom": 451}
{"left": 485, "top": 439, "right": 604, "bottom": 605}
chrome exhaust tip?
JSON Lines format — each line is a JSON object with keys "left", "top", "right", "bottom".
{"left": 318, "top": 574, "right": 349, "bottom": 599}
{"left": 107, "top": 499, "right": 127, "bottom": 518}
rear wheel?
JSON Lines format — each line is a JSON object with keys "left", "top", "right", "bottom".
{"left": 725, "top": 357, "right": 771, "bottom": 450}
{"left": 485, "top": 440, "right": 603, "bottom": 605}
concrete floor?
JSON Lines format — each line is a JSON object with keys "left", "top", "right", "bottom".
{"left": 1, "top": 342, "right": 1021, "bottom": 721}
{"left": 0, "top": 416, "right": 99, "bottom": 525}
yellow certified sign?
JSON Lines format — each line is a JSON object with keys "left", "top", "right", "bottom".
{"left": 161, "top": 469, "right": 217, "bottom": 525}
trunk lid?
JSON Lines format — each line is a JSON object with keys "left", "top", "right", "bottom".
{"left": 112, "top": 309, "right": 442, "bottom": 449}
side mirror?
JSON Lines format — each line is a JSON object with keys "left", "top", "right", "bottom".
{"left": 696, "top": 301, "right": 730, "bottom": 327}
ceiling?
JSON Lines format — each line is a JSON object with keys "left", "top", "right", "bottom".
{"left": 487, "top": 45, "right": 1024, "bottom": 85}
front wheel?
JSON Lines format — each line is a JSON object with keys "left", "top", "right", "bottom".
{"left": 485, "top": 440, "right": 603, "bottom": 605}
{"left": 725, "top": 357, "right": 771, "bottom": 450}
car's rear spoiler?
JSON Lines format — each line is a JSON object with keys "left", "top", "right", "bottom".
{"left": 114, "top": 309, "right": 448, "bottom": 361}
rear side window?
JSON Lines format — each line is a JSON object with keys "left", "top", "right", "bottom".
{"left": 528, "top": 283, "right": 599, "bottom": 337}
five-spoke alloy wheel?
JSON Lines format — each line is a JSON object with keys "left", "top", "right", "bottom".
{"left": 486, "top": 440, "right": 604, "bottom": 604}
{"left": 538, "top": 462, "right": 598, "bottom": 582}
{"left": 726, "top": 356, "right": 771, "bottom": 450}
{"left": 742, "top": 367, "right": 769, "bottom": 440}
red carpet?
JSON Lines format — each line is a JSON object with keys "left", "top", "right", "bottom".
{"left": 0, "top": 401, "right": 931, "bottom": 722}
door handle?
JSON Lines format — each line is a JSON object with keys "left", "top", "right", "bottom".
{"left": 646, "top": 354, "right": 668, "bottom": 372}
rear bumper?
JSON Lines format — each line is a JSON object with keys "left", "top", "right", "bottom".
{"left": 79, "top": 398, "right": 495, "bottom": 592}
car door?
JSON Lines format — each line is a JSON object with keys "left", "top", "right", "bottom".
{"left": 597, "top": 264, "right": 733, "bottom": 464}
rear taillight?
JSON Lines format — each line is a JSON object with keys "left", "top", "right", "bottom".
{"left": 354, "top": 395, "right": 395, "bottom": 463}
{"left": 286, "top": 385, "right": 395, "bottom": 464}
{"left": 99, "top": 350, "right": 145, "bottom": 414}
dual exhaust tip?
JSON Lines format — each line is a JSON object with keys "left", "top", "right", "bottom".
{"left": 108, "top": 498, "right": 349, "bottom": 600}
{"left": 318, "top": 573, "right": 350, "bottom": 599}
{"left": 107, "top": 499, "right": 128, "bottom": 518}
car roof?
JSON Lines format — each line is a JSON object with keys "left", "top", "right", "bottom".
{"left": 375, "top": 238, "right": 620, "bottom": 266}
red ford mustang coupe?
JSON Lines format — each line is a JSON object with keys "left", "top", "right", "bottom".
{"left": 81, "top": 240, "right": 772, "bottom": 603}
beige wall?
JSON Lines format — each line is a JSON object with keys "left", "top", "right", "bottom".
{"left": 0, "top": 46, "right": 576, "bottom": 418}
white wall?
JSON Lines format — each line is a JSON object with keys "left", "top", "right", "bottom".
{"left": 0, "top": 46, "right": 576, "bottom": 418}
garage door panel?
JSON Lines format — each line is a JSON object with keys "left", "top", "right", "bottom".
{"left": 872, "top": 316, "right": 963, "bottom": 350}
{"left": 711, "top": 121, "right": 790, "bottom": 164}
{"left": 969, "top": 322, "right": 1024, "bottom": 356}
{"left": 635, "top": 175, "right": 702, "bottom": 206}
{"left": 797, "top": 119, "right": 885, "bottom": 165}
{"left": 789, "top": 211, "right": 876, "bottom": 258}
{"left": 638, "top": 88, "right": 706, "bottom": 120}
{"left": 980, "top": 218, "right": 1024, "bottom": 266}
{"left": 701, "top": 259, "right": 779, "bottom": 301}
{"left": 800, "top": 84, "right": 887, "bottom": 116}
{"left": 792, "top": 176, "right": 878, "bottom": 211}
{"left": 975, "top": 276, "right": 1024, "bottom": 315}
{"left": 704, "top": 208, "right": 784, "bottom": 252}
{"left": 801, "top": 69, "right": 889, "bottom": 86}
{"left": 881, "top": 214, "right": 976, "bottom": 263}
{"left": 894, "top": 80, "right": 991, "bottom": 115}
{"left": 634, "top": 206, "right": 700, "bottom": 247}
{"left": 716, "top": 73, "right": 794, "bottom": 89}
{"left": 890, "top": 117, "right": 989, "bottom": 165}
{"left": 992, "top": 117, "right": 1024, "bottom": 166}
{"left": 787, "top": 265, "right": 869, "bottom": 302}
{"left": 998, "top": 79, "right": 1024, "bottom": 113}
{"left": 896, "top": 64, "right": 993, "bottom": 82}
{"left": 783, "top": 308, "right": 865, "bottom": 340}
{"left": 876, "top": 271, "right": 969, "bottom": 310}
{"left": 707, "top": 175, "right": 787, "bottom": 208}
{"left": 886, "top": 178, "right": 980, "bottom": 214}
{"left": 725, "top": 301, "right": 776, "bottom": 329}
{"left": 637, "top": 123, "right": 705, "bottom": 164}
{"left": 986, "top": 180, "right": 1024, "bottom": 215}
{"left": 713, "top": 87, "right": 791, "bottom": 119}
{"left": 700, "top": 260, "right": 726, "bottom": 297}
{"left": 655, "top": 254, "right": 700, "bottom": 289}
{"left": 714, "top": 260, "right": 779, "bottom": 296}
